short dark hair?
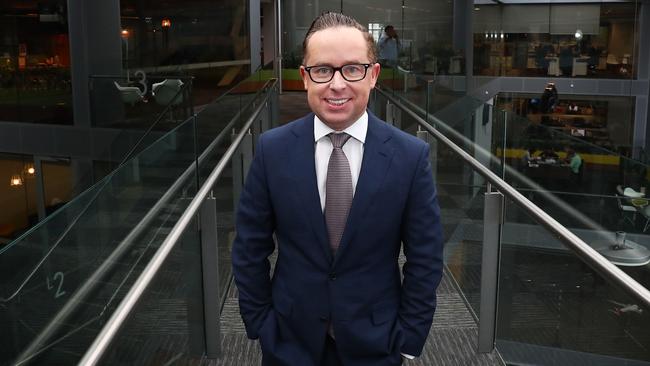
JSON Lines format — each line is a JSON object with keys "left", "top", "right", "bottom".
{"left": 302, "top": 12, "right": 377, "bottom": 64}
{"left": 384, "top": 25, "right": 393, "bottom": 33}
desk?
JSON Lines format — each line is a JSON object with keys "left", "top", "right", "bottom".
{"left": 526, "top": 160, "right": 571, "bottom": 189}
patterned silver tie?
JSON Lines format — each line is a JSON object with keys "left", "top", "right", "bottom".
{"left": 325, "top": 133, "right": 353, "bottom": 254}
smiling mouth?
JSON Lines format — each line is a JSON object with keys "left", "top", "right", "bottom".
{"left": 325, "top": 98, "right": 350, "bottom": 106}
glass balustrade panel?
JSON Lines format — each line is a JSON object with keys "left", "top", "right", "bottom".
{"left": 498, "top": 196, "right": 650, "bottom": 365}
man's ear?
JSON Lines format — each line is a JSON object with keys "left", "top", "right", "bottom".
{"left": 369, "top": 62, "right": 381, "bottom": 88}
{"left": 299, "top": 66, "right": 309, "bottom": 90}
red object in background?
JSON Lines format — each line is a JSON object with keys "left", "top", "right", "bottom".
{"left": 51, "top": 34, "right": 70, "bottom": 66}
{"left": 18, "top": 43, "right": 27, "bottom": 69}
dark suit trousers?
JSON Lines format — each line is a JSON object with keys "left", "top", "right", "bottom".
{"left": 320, "top": 336, "right": 403, "bottom": 366}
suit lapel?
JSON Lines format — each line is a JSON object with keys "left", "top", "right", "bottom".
{"left": 333, "top": 112, "right": 395, "bottom": 266}
{"left": 289, "top": 114, "right": 333, "bottom": 262}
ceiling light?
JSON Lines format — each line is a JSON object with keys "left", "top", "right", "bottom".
{"left": 25, "top": 163, "right": 35, "bottom": 176}
{"left": 10, "top": 174, "right": 23, "bottom": 187}
{"left": 575, "top": 29, "right": 583, "bottom": 40}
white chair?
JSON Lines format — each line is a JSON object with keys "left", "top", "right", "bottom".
{"left": 396, "top": 66, "right": 417, "bottom": 92}
{"left": 114, "top": 81, "right": 144, "bottom": 106}
{"left": 152, "top": 79, "right": 185, "bottom": 121}
{"left": 623, "top": 187, "right": 644, "bottom": 198}
{"left": 152, "top": 79, "right": 184, "bottom": 107}
{"left": 616, "top": 193, "right": 637, "bottom": 226}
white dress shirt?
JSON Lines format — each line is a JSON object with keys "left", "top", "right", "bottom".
{"left": 313, "top": 113, "right": 415, "bottom": 361}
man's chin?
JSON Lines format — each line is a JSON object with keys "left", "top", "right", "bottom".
{"left": 318, "top": 114, "right": 354, "bottom": 131}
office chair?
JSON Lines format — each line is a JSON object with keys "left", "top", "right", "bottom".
{"left": 152, "top": 79, "right": 185, "bottom": 121}
{"left": 113, "top": 81, "right": 144, "bottom": 106}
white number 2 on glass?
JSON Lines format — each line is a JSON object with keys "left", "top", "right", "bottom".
{"left": 46, "top": 272, "right": 66, "bottom": 299}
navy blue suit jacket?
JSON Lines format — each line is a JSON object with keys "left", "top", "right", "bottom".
{"left": 232, "top": 111, "right": 443, "bottom": 366}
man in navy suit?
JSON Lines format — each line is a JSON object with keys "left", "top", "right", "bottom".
{"left": 232, "top": 12, "right": 443, "bottom": 366}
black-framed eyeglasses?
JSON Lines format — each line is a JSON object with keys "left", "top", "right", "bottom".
{"left": 303, "top": 63, "right": 373, "bottom": 83}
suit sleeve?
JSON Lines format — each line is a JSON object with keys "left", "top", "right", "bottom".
{"left": 398, "top": 143, "right": 444, "bottom": 356}
{"left": 231, "top": 135, "right": 276, "bottom": 340}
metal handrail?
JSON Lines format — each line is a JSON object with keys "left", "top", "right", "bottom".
{"left": 79, "top": 79, "right": 278, "bottom": 366}
{"left": 89, "top": 74, "right": 194, "bottom": 80}
{"left": 1, "top": 79, "right": 271, "bottom": 305}
{"left": 380, "top": 83, "right": 639, "bottom": 233}
{"left": 2, "top": 79, "right": 270, "bottom": 308}
{"left": 10, "top": 80, "right": 276, "bottom": 365}
{"left": 375, "top": 86, "right": 650, "bottom": 310}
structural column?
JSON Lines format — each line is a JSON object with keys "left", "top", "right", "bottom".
{"left": 454, "top": 0, "right": 474, "bottom": 92}
{"left": 639, "top": 1, "right": 650, "bottom": 156}
{"left": 249, "top": 0, "right": 261, "bottom": 72}
{"left": 67, "top": 0, "right": 123, "bottom": 128}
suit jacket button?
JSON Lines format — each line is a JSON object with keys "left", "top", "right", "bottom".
{"left": 329, "top": 273, "right": 336, "bottom": 280}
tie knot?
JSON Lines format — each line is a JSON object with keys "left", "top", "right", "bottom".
{"left": 328, "top": 133, "right": 352, "bottom": 149}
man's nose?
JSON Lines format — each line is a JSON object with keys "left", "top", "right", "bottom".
{"left": 329, "top": 69, "right": 347, "bottom": 89}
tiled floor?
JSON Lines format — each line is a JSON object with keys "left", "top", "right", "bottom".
{"left": 207, "top": 269, "right": 504, "bottom": 366}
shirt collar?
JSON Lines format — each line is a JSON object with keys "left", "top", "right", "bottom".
{"left": 313, "top": 112, "right": 368, "bottom": 144}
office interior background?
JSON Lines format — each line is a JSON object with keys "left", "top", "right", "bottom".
{"left": 1, "top": 0, "right": 650, "bottom": 364}
{"left": 1, "top": 0, "right": 647, "bottom": 244}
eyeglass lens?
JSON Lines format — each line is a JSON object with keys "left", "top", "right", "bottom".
{"left": 308, "top": 64, "right": 369, "bottom": 82}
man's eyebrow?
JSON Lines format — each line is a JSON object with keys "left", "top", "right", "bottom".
{"left": 308, "top": 61, "right": 366, "bottom": 67}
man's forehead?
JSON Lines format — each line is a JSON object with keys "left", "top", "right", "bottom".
{"left": 309, "top": 26, "right": 364, "bottom": 41}
{"left": 305, "top": 26, "right": 367, "bottom": 61}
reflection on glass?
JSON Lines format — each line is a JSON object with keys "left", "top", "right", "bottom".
{"left": 98, "top": 217, "right": 206, "bottom": 365}
{"left": 0, "top": 154, "right": 37, "bottom": 242}
{"left": 42, "top": 159, "right": 73, "bottom": 216}
{"left": 495, "top": 92, "right": 635, "bottom": 154}
{"left": 498, "top": 197, "right": 650, "bottom": 364}
{"left": 281, "top": 1, "right": 461, "bottom": 91}
{"left": 119, "top": 0, "right": 251, "bottom": 105}
{"left": 0, "top": 2, "right": 73, "bottom": 124}
{"left": 0, "top": 117, "right": 200, "bottom": 365}
{"left": 486, "top": 91, "right": 650, "bottom": 239}
{"left": 473, "top": 2, "right": 639, "bottom": 79}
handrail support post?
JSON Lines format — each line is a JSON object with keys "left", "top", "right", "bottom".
{"left": 242, "top": 130, "right": 254, "bottom": 182}
{"left": 200, "top": 193, "right": 221, "bottom": 358}
{"left": 416, "top": 129, "right": 437, "bottom": 182}
{"left": 385, "top": 101, "right": 401, "bottom": 129}
{"left": 231, "top": 129, "right": 243, "bottom": 211}
{"left": 478, "top": 190, "right": 504, "bottom": 353}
